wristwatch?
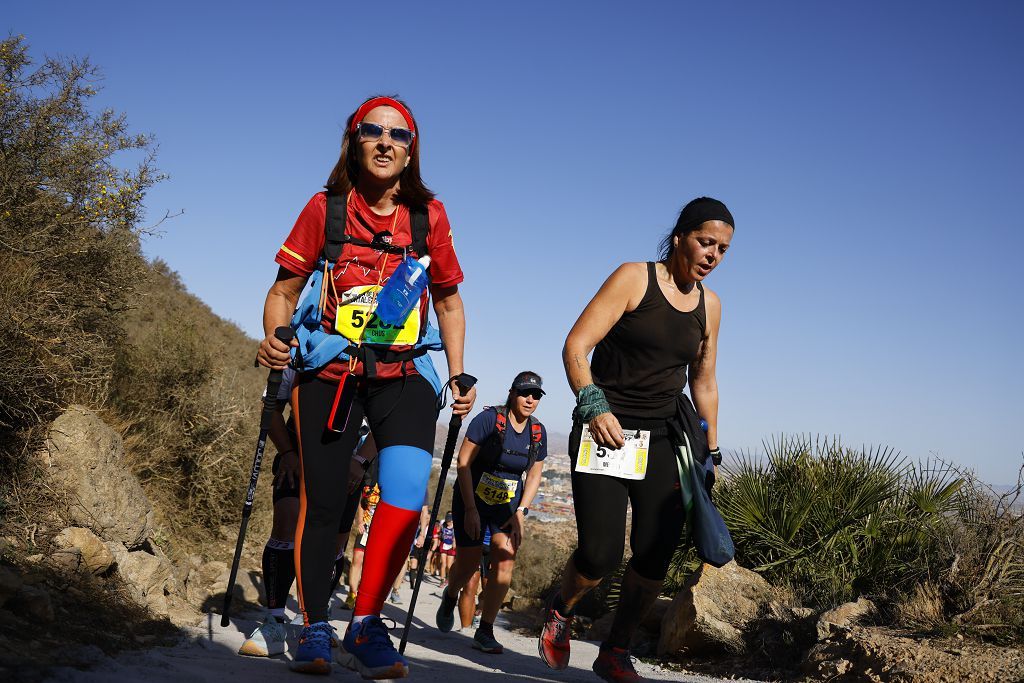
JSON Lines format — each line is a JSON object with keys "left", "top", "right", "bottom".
{"left": 517, "top": 506, "right": 529, "bottom": 517}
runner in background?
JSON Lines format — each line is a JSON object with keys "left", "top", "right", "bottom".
{"left": 538, "top": 198, "right": 735, "bottom": 682}
{"left": 436, "top": 372, "right": 548, "bottom": 654}
{"left": 437, "top": 512, "right": 456, "bottom": 586}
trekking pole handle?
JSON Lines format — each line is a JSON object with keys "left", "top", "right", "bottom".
{"left": 260, "top": 327, "right": 295, "bottom": 430}
{"left": 447, "top": 372, "right": 477, "bottom": 422}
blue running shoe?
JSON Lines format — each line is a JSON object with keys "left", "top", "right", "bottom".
{"left": 290, "top": 621, "right": 334, "bottom": 674}
{"left": 338, "top": 616, "right": 409, "bottom": 679}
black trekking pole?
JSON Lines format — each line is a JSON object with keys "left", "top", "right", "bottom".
{"left": 399, "top": 373, "right": 477, "bottom": 653}
{"left": 221, "top": 326, "right": 295, "bottom": 627}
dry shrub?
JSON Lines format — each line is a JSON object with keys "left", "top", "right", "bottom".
{"left": 0, "top": 35, "right": 155, "bottom": 461}
{"left": 897, "top": 581, "right": 947, "bottom": 630}
{"left": 936, "top": 461, "right": 1024, "bottom": 642}
{"left": 512, "top": 518, "right": 576, "bottom": 599}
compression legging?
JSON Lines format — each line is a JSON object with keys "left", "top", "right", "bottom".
{"left": 569, "top": 415, "right": 686, "bottom": 581}
{"left": 292, "top": 374, "right": 437, "bottom": 625}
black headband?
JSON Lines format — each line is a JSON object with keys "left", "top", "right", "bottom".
{"left": 676, "top": 197, "right": 735, "bottom": 233}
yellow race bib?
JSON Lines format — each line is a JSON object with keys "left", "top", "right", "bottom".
{"left": 335, "top": 284, "right": 421, "bottom": 346}
{"left": 475, "top": 472, "right": 519, "bottom": 506}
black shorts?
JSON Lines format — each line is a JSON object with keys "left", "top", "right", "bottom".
{"left": 451, "top": 485, "right": 516, "bottom": 548}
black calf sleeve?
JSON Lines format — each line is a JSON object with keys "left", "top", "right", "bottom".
{"left": 263, "top": 538, "right": 295, "bottom": 610}
{"left": 329, "top": 553, "right": 346, "bottom": 593}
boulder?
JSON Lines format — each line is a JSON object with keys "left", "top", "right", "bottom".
{"left": 816, "top": 597, "right": 877, "bottom": 640}
{"left": 49, "top": 547, "right": 82, "bottom": 573}
{"left": 0, "top": 565, "right": 23, "bottom": 609}
{"left": 7, "top": 585, "right": 55, "bottom": 623}
{"left": 658, "top": 561, "right": 774, "bottom": 656}
{"left": 109, "top": 541, "right": 179, "bottom": 615}
{"left": 54, "top": 527, "right": 115, "bottom": 575}
{"left": 43, "top": 406, "right": 153, "bottom": 549}
{"left": 184, "top": 560, "right": 227, "bottom": 607}
{"left": 589, "top": 596, "right": 673, "bottom": 644}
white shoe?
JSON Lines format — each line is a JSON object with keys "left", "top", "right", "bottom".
{"left": 238, "top": 615, "right": 287, "bottom": 657}
{"left": 389, "top": 588, "right": 403, "bottom": 605}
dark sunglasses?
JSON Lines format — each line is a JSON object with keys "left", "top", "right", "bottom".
{"left": 516, "top": 389, "right": 543, "bottom": 400}
{"left": 356, "top": 122, "right": 416, "bottom": 148}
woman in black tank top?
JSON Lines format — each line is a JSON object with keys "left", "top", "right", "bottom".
{"left": 537, "top": 197, "right": 735, "bottom": 679}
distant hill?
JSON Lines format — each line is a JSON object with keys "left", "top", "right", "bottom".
{"left": 433, "top": 420, "right": 570, "bottom": 455}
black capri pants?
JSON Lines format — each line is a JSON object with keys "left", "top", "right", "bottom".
{"left": 569, "top": 415, "right": 685, "bottom": 582}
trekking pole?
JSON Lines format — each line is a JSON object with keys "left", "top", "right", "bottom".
{"left": 399, "top": 373, "right": 477, "bottom": 653}
{"left": 221, "top": 326, "right": 295, "bottom": 627}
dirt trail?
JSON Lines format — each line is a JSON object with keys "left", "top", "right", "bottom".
{"left": 48, "top": 575, "right": 763, "bottom": 682}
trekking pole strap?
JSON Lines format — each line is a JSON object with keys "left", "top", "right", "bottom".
{"left": 260, "top": 326, "right": 295, "bottom": 430}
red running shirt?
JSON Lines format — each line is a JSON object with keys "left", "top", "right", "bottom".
{"left": 275, "top": 191, "right": 464, "bottom": 382}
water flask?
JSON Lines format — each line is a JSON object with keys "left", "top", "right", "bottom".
{"left": 375, "top": 255, "right": 431, "bottom": 325}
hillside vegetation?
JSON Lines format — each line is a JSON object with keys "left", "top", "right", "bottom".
{"left": 0, "top": 35, "right": 268, "bottom": 557}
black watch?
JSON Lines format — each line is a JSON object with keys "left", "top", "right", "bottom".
{"left": 516, "top": 506, "right": 529, "bottom": 517}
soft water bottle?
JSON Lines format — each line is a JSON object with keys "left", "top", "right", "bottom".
{"left": 375, "top": 255, "right": 431, "bottom": 325}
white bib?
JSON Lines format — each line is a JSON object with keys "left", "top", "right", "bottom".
{"left": 575, "top": 426, "right": 650, "bottom": 480}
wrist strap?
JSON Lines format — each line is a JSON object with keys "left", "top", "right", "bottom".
{"left": 576, "top": 384, "right": 611, "bottom": 422}
{"left": 709, "top": 447, "right": 722, "bottom": 466}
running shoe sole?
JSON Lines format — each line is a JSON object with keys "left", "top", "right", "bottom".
{"left": 238, "top": 639, "right": 285, "bottom": 657}
{"left": 289, "top": 657, "right": 332, "bottom": 675}
{"left": 336, "top": 648, "right": 409, "bottom": 680}
{"left": 472, "top": 640, "right": 504, "bottom": 654}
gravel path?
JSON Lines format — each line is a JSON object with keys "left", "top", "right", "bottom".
{"left": 48, "top": 575, "right": 762, "bottom": 683}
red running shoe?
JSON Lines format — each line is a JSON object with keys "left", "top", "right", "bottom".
{"left": 593, "top": 645, "right": 644, "bottom": 682}
{"left": 537, "top": 597, "right": 573, "bottom": 670}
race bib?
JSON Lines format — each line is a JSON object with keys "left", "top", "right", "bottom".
{"left": 475, "top": 471, "right": 519, "bottom": 506}
{"left": 575, "top": 426, "right": 650, "bottom": 480}
{"left": 334, "top": 284, "right": 421, "bottom": 345}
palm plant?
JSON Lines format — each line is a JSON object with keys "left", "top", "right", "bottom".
{"left": 707, "top": 435, "right": 962, "bottom": 609}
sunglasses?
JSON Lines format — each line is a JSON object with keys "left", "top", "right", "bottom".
{"left": 356, "top": 122, "right": 416, "bottom": 148}
{"left": 516, "top": 389, "right": 543, "bottom": 400}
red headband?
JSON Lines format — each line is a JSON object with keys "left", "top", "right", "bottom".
{"left": 349, "top": 97, "right": 416, "bottom": 136}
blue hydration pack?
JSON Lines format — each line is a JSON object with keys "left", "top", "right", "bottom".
{"left": 289, "top": 193, "right": 445, "bottom": 394}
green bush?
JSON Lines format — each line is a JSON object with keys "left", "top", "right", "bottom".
{"left": 702, "top": 435, "right": 963, "bottom": 609}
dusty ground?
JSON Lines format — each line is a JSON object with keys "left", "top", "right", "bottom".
{"left": 46, "top": 574, "right": 763, "bottom": 683}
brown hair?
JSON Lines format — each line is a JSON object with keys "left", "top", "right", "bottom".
{"left": 324, "top": 95, "right": 435, "bottom": 207}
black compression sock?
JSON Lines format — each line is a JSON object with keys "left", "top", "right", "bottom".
{"left": 262, "top": 538, "right": 296, "bottom": 611}
{"left": 441, "top": 585, "right": 458, "bottom": 609}
{"left": 329, "top": 553, "right": 346, "bottom": 593}
{"left": 478, "top": 620, "right": 494, "bottom": 637}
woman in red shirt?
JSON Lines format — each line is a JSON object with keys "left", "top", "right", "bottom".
{"left": 257, "top": 96, "right": 476, "bottom": 678}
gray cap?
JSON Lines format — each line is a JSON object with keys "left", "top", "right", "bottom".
{"left": 511, "top": 372, "right": 545, "bottom": 395}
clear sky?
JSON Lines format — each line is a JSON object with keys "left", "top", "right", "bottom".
{"left": 9, "top": 2, "right": 1023, "bottom": 483}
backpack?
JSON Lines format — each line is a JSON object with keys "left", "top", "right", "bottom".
{"left": 290, "top": 193, "right": 444, "bottom": 383}
{"left": 322, "top": 192, "right": 429, "bottom": 263}
{"left": 476, "top": 406, "right": 544, "bottom": 476}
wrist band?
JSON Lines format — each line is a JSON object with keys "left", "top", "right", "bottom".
{"left": 709, "top": 447, "right": 722, "bottom": 466}
{"left": 576, "top": 384, "right": 611, "bottom": 422}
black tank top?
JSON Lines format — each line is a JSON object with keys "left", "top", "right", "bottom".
{"left": 590, "top": 262, "right": 706, "bottom": 418}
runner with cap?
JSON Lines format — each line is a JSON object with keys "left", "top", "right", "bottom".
{"left": 435, "top": 371, "right": 548, "bottom": 654}
{"left": 538, "top": 198, "right": 735, "bottom": 682}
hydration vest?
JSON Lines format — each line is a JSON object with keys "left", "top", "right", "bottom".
{"left": 290, "top": 192, "right": 444, "bottom": 392}
{"left": 475, "top": 406, "right": 544, "bottom": 477}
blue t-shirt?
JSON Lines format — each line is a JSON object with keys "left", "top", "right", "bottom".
{"left": 465, "top": 407, "right": 548, "bottom": 476}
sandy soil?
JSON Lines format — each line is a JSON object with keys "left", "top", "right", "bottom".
{"left": 46, "top": 574, "right": 762, "bottom": 683}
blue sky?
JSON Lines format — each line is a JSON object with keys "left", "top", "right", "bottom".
{"left": 9, "top": 2, "right": 1023, "bottom": 483}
